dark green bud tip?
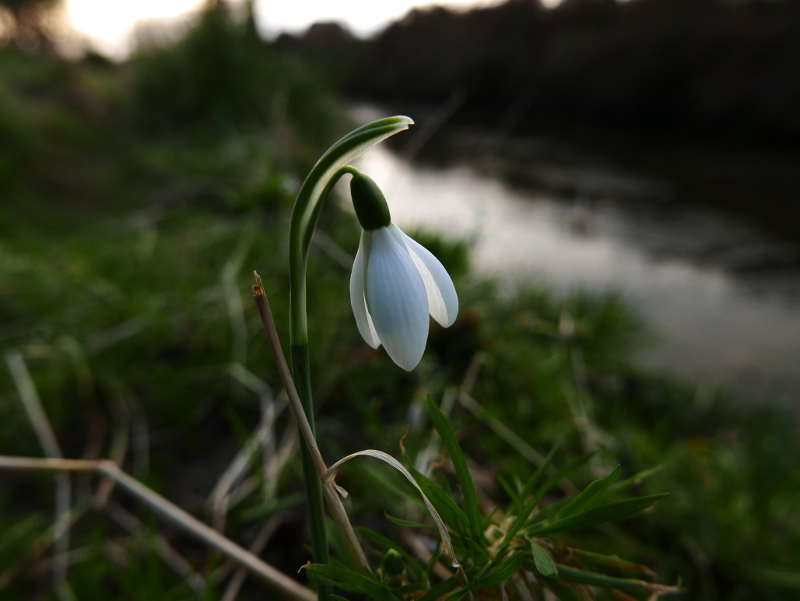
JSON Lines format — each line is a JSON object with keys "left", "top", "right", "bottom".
{"left": 380, "top": 549, "right": 404, "bottom": 577}
{"left": 350, "top": 172, "right": 391, "bottom": 230}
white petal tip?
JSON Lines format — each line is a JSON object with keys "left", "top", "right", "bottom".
{"left": 390, "top": 353, "right": 421, "bottom": 372}
{"left": 365, "top": 227, "right": 429, "bottom": 373}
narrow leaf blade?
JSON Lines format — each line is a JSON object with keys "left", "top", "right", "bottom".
{"left": 384, "top": 512, "right": 438, "bottom": 531}
{"left": 557, "top": 465, "right": 620, "bottom": 518}
{"left": 305, "top": 564, "right": 399, "bottom": 601}
{"left": 531, "top": 494, "right": 668, "bottom": 535}
{"left": 427, "top": 395, "right": 485, "bottom": 549}
{"left": 476, "top": 552, "right": 525, "bottom": 588}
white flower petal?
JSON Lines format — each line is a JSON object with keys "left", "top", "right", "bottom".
{"left": 350, "top": 232, "right": 381, "bottom": 348}
{"left": 395, "top": 227, "right": 459, "bottom": 327}
{"left": 366, "top": 227, "right": 429, "bottom": 371}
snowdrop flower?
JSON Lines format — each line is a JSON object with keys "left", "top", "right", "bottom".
{"left": 348, "top": 171, "right": 458, "bottom": 371}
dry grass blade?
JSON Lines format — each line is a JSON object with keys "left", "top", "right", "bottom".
{"left": 323, "top": 450, "right": 459, "bottom": 568}
{"left": 220, "top": 515, "right": 286, "bottom": 601}
{"left": 209, "top": 369, "right": 287, "bottom": 532}
{"left": 312, "top": 227, "right": 353, "bottom": 269}
{"left": 5, "top": 350, "right": 74, "bottom": 601}
{"left": 0, "top": 455, "right": 315, "bottom": 601}
{"left": 222, "top": 222, "right": 259, "bottom": 366}
{"left": 105, "top": 502, "right": 206, "bottom": 594}
{"left": 93, "top": 394, "right": 131, "bottom": 509}
{"left": 414, "top": 387, "right": 458, "bottom": 475}
{"left": 125, "top": 392, "right": 150, "bottom": 478}
{"left": 253, "top": 272, "right": 370, "bottom": 573}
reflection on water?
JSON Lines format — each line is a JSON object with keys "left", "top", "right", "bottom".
{"left": 352, "top": 141, "right": 800, "bottom": 405}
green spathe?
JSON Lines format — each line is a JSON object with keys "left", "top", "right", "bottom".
{"left": 350, "top": 172, "right": 391, "bottom": 230}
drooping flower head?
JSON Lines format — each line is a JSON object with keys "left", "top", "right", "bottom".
{"left": 348, "top": 171, "right": 458, "bottom": 371}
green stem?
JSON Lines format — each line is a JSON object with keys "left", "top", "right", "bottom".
{"left": 291, "top": 343, "right": 331, "bottom": 601}
{"left": 285, "top": 116, "right": 413, "bottom": 600}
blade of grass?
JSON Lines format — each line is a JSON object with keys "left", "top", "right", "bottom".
{"left": 384, "top": 513, "right": 438, "bottom": 532}
{"left": 357, "top": 528, "right": 425, "bottom": 579}
{"left": 553, "top": 565, "right": 682, "bottom": 596}
{"left": 517, "top": 436, "right": 565, "bottom": 510}
{"left": 530, "top": 494, "right": 669, "bottom": 536}
{"left": 426, "top": 395, "right": 485, "bottom": 551}
{"left": 557, "top": 466, "right": 620, "bottom": 519}
{"left": 6, "top": 350, "right": 73, "bottom": 601}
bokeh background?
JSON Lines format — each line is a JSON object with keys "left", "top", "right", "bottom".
{"left": 1, "top": 0, "right": 799, "bottom": 599}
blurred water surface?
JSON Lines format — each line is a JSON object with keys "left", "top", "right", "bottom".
{"left": 351, "top": 107, "right": 800, "bottom": 405}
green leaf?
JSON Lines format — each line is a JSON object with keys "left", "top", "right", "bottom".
{"left": 358, "top": 527, "right": 424, "bottom": 579}
{"left": 482, "top": 505, "right": 500, "bottom": 529}
{"left": 427, "top": 395, "right": 486, "bottom": 549}
{"left": 305, "top": 564, "right": 399, "bottom": 601}
{"left": 418, "top": 576, "right": 458, "bottom": 601}
{"left": 530, "top": 540, "right": 558, "bottom": 577}
{"left": 517, "top": 436, "right": 564, "bottom": 508}
{"left": 384, "top": 512, "right": 438, "bottom": 532}
{"left": 394, "top": 583, "right": 427, "bottom": 595}
{"left": 495, "top": 457, "right": 598, "bottom": 555}
{"left": 531, "top": 451, "right": 595, "bottom": 502}
{"left": 405, "top": 454, "right": 469, "bottom": 534}
{"left": 557, "top": 465, "right": 620, "bottom": 518}
{"left": 569, "top": 548, "right": 657, "bottom": 577}
{"left": 426, "top": 480, "right": 471, "bottom": 533}
{"left": 475, "top": 552, "right": 525, "bottom": 588}
{"left": 465, "top": 537, "right": 490, "bottom": 567}
{"left": 606, "top": 464, "right": 664, "bottom": 497}
{"left": 530, "top": 494, "right": 668, "bottom": 535}
{"left": 442, "top": 588, "right": 470, "bottom": 601}
{"left": 527, "top": 496, "right": 571, "bottom": 527}
{"left": 495, "top": 495, "right": 540, "bottom": 555}
{"left": 497, "top": 475, "right": 520, "bottom": 507}
{"left": 554, "top": 565, "right": 672, "bottom": 594}
{"left": 330, "top": 596, "right": 351, "bottom": 601}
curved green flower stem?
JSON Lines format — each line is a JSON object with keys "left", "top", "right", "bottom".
{"left": 289, "top": 116, "right": 413, "bottom": 346}
{"left": 283, "top": 117, "right": 413, "bottom": 593}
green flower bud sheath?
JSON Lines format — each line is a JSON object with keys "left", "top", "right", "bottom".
{"left": 350, "top": 172, "right": 391, "bottom": 230}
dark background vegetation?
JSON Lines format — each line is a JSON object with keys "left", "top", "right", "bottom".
{"left": 288, "top": 0, "right": 800, "bottom": 144}
{"left": 1, "top": 1, "right": 799, "bottom": 600}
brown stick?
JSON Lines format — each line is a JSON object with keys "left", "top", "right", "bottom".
{"left": 252, "top": 272, "right": 371, "bottom": 573}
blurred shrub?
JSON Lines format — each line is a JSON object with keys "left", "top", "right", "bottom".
{"left": 130, "top": 0, "right": 339, "bottom": 145}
